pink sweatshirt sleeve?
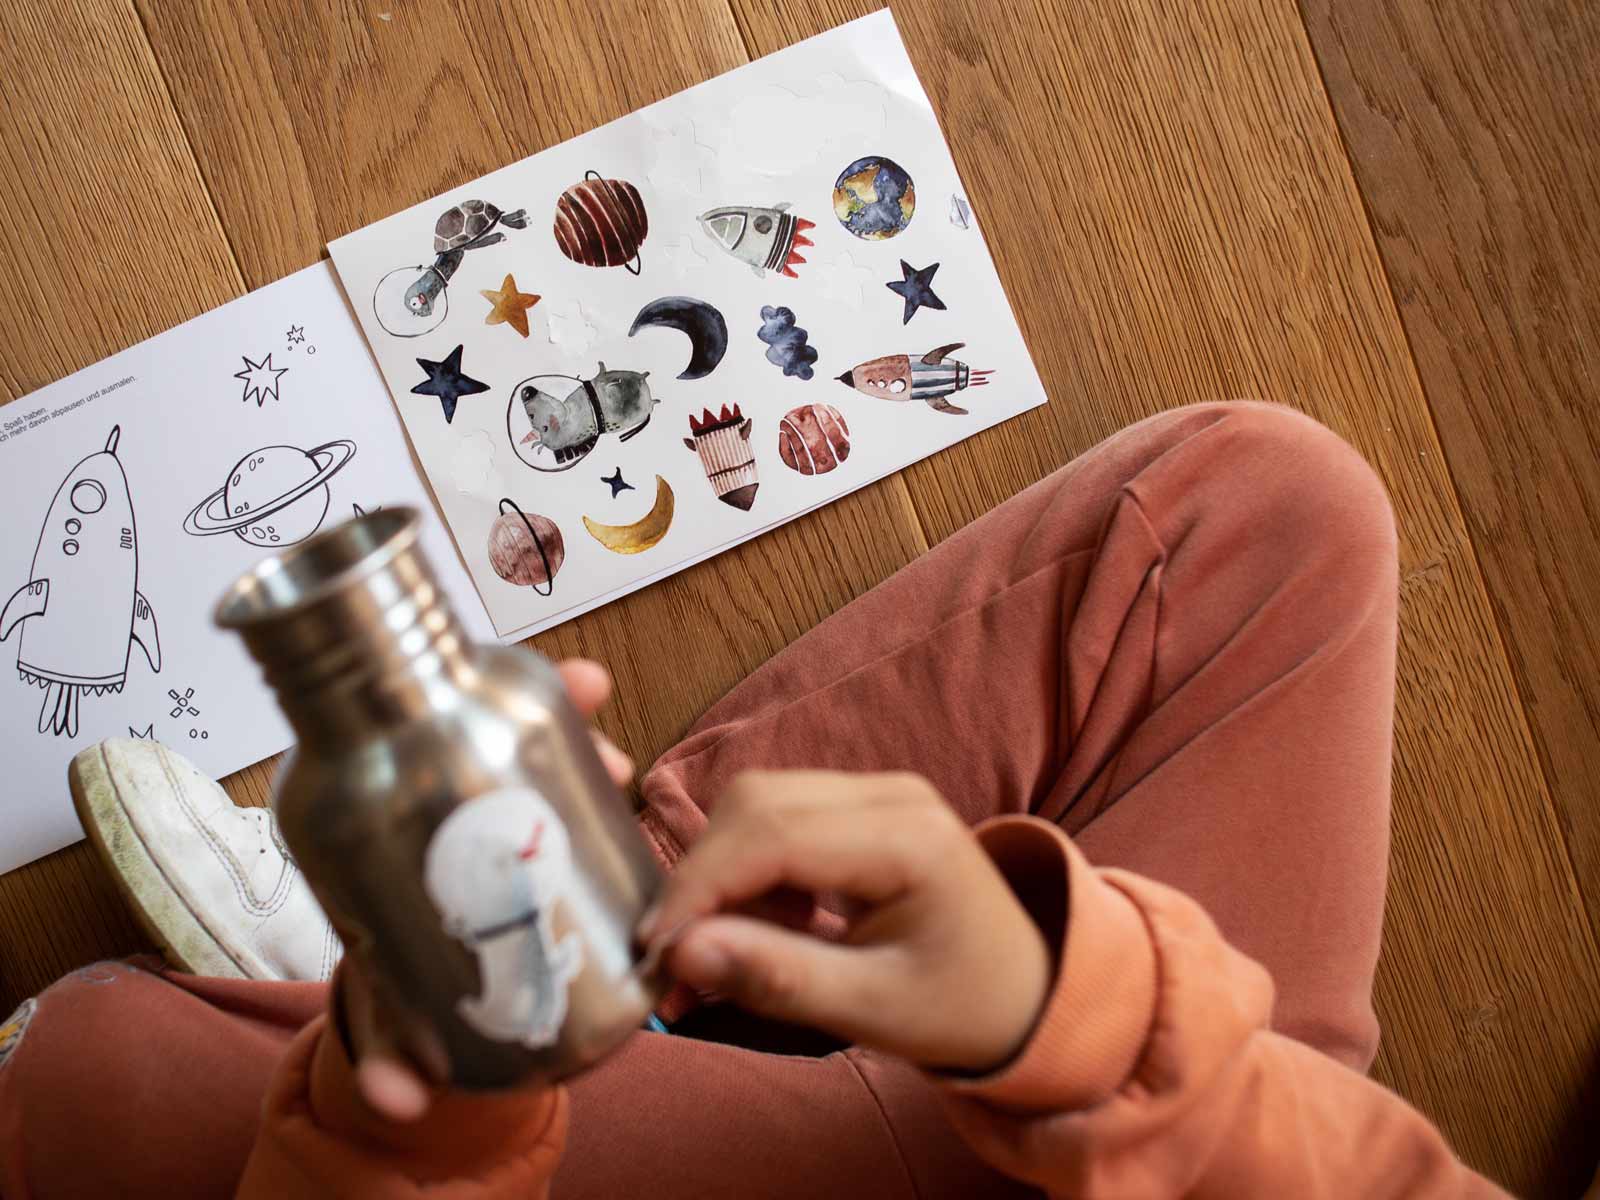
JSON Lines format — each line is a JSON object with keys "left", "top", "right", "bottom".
{"left": 939, "top": 816, "right": 1509, "bottom": 1199}
{"left": 235, "top": 1007, "right": 567, "bottom": 1198}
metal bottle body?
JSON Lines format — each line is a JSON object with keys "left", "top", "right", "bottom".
{"left": 217, "top": 509, "right": 663, "bottom": 1089}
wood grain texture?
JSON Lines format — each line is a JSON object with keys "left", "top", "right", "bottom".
{"left": 0, "top": 2, "right": 242, "bottom": 395}
{"left": 729, "top": 2, "right": 1599, "bottom": 1193}
{"left": 1304, "top": 0, "right": 1600, "bottom": 889}
{"left": 0, "top": 0, "right": 1593, "bottom": 1192}
{"left": 0, "top": 0, "right": 245, "bottom": 1005}
{"left": 1302, "top": 8, "right": 1600, "bottom": 1187}
{"left": 130, "top": 0, "right": 932, "bottom": 779}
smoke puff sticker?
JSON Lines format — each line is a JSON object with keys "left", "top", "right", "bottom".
{"left": 756, "top": 306, "right": 818, "bottom": 381}
{"left": 424, "top": 788, "right": 583, "bottom": 1049}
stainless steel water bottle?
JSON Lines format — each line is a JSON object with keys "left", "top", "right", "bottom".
{"left": 215, "top": 507, "right": 664, "bottom": 1088}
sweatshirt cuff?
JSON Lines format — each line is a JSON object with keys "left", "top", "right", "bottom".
{"left": 308, "top": 1012, "right": 566, "bottom": 1179}
{"left": 241, "top": 992, "right": 567, "bottom": 1192}
{"left": 940, "top": 815, "right": 1158, "bottom": 1114}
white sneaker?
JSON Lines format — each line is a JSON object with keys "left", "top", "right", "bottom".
{"left": 70, "top": 738, "right": 341, "bottom": 982}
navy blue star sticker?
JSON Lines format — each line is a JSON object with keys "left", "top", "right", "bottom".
{"left": 886, "top": 260, "right": 946, "bottom": 324}
{"left": 601, "top": 468, "right": 635, "bottom": 498}
{"left": 411, "top": 344, "right": 488, "bottom": 424}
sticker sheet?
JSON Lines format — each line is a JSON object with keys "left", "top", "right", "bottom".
{"left": 0, "top": 262, "right": 493, "bottom": 873}
{"left": 330, "top": 10, "right": 1047, "bottom": 639}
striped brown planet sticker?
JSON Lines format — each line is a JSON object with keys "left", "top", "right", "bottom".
{"left": 778, "top": 403, "right": 851, "bottom": 476}
{"left": 553, "top": 171, "right": 648, "bottom": 275}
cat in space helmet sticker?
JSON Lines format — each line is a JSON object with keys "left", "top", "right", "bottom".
{"left": 424, "top": 788, "right": 583, "bottom": 1048}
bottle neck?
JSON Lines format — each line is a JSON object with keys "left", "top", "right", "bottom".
{"left": 215, "top": 509, "right": 477, "bottom": 749}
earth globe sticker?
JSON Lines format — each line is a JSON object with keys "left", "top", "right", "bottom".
{"left": 832, "top": 156, "right": 916, "bottom": 241}
{"left": 183, "top": 440, "right": 357, "bottom": 548}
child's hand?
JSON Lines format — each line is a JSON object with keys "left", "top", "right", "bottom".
{"left": 343, "top": 658, "right": 633, "bottom": 1122}
{"left": 639, "top": 771, "right": 1052, "bottom": 1074}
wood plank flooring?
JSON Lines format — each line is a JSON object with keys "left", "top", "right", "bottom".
{"left": 1301, "top": 4, "right": 1600, "bottom": 1192}
{"left": 0, "top": 1, "right": 1594, "bottom": 1193}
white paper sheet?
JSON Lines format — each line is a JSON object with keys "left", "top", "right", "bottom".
{"left": 330, "top": 10, "right": 1047, "bottom": 639}
{"left": 0, "top": 263, "right": 493, "bottom": 873}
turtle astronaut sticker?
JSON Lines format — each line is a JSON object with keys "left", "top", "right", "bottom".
{"left": 424, "top": 787, "right": 583, "bottom": 1048}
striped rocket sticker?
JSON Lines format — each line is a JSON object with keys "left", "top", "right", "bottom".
{"left": 683, "top": 405, "right": 759, "bottom": 511}
{"left": 834, "top": 342, "right": 993, "bottom": 416}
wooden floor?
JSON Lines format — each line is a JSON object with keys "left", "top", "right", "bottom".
{"left": 1, "top": 0, "right": 1596, "bottom": 1193}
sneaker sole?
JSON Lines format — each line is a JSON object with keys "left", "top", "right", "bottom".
{"left": 70, "top": 744, "right": 250, "bottom": 979}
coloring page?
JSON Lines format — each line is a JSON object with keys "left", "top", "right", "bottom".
{"left": 0, "top": 262, "right": 493, "bottom": 874}
{"left": 329, "top": 10, "right": 1047, "bottom": 639}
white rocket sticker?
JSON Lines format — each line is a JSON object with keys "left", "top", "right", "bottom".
{"left": 424, "top": 787, "right": 583, "bottom": 1048}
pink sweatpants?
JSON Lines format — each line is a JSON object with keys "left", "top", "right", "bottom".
{"left": 0, "top": 401, "right": 1397, "bottom": 1198}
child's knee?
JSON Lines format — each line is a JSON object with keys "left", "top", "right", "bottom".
{"left": 1243, "top": 403, "right": 1392, "bottom": 552}
{"left": 10, "top": 960, "right": 168, "bottom": 1084}
{"left": 1182, "top": 401, "right": 1398, "bottom": 598}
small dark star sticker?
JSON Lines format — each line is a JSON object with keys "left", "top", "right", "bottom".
{"left": 601, "top": 468, "right": 635, "bottom": 498}
{"left": 286, "top": 324, "right": 306, "bottom": 345}
{"left": 411, "top": 344, "right": 489, "bottom": 424}
{"left": 886, "top": 260, "right": 946, "bottom": 325}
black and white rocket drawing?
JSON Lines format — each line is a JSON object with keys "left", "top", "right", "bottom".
{"left": 1, "top": 425, "right": 160, "bottom": 736}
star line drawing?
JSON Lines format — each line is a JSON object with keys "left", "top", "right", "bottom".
{"left": 480, "top": 273, "right": 541, "bottom": 338}
{"left": 601, "top": 467, "right": 635, "bottom": 498}
{"left": 886, "top": 260, "right": 946, "bottom": 325}
{"left": 411, "top": 344, "right": 489, "bottom": 424}
{"left": 286, "top": 325, "right": 306, "bottom": 345}
{"left": 235, "top": 352, "right": 289, "bottom": 406}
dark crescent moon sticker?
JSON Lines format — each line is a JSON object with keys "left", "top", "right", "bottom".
{"left": 627, "top": 296, "right": 729, "bottom": 381}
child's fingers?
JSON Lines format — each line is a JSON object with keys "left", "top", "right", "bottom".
{"left": 592, "top": 730, "right": 634, "bottom": 785}
{"left": 735, "top": 884, "right": 817, "bottom": 931}
{"left": 640, "top": 793, "right": 945, "bottom": 945}
{"left": 556, "top": 658, "right": 612, "bottom": 715}
{"left": 341, "top": 964, "right": 434, "bottom": 1122}
{"left": 667, "top": 913, "right": 888, "bottom": 1042}
{"left": 356, "top": 1053, "right": 432, "bottom": 1123}
{"left": 556, "top": 660, "right": 632, "bottom": 783}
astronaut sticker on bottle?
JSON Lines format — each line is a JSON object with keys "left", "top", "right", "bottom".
{"left": 424, "top": 787, "right": 583, "bottom": 1048}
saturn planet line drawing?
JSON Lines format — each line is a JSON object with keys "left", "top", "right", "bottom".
{"left": 183, "top": 440, "right": 358, "bottom": 547}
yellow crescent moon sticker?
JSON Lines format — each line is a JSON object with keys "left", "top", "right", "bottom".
{"left": 582, "top": 475, "right": 675, "bottom": 554}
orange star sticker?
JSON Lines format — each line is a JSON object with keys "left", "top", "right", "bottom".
{"left": 480, "top": 274, "right": 541, "bottom": 338}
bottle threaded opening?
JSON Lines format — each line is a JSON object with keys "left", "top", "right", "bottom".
{"left": 214, "top": 507, "right": 420, "bottom": 629}
{"left": 213, "top": 507, "right": 473, "bottom": 727}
